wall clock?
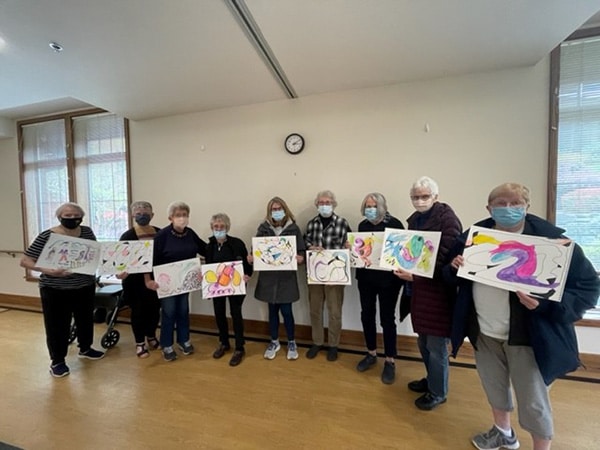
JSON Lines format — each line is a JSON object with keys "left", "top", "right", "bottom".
{"left": 284, "top": 133, "right": 305, "bottom": 155}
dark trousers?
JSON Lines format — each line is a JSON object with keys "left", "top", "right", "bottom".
{"left": 128, "top": 286, "right": 160, "bottom": 343}
{"left": 268, "top": 302, "right": 295, "bottom": 341}
{"left": 40, "top": 284, "right": 96, "bottom": 365}
{"left": 358, "top": 280, "right": 401, "bottom": 357}
{"left": 213, "top": 295, "right": 245, "bottom": 351}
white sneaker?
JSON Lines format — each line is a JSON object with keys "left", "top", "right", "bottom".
{"left": 287, "top": 341, "right": 299, "bottom": 360}
{"left": 264, "top": 340, "right": 281, "bottom": 360}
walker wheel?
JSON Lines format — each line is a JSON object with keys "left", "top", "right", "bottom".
{"left": 101, "top": 329, "right": 120, "bottom": 349}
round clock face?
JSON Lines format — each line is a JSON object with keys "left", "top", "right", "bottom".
{"left": 284, "top": 133, "right": 305, "bottom": 154}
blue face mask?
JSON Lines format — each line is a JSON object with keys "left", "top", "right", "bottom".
{"left": 491, "top": 206, "right": 526, "bottom": 228}
{"left": 364, "top": 207, "right": 378, "bottom": 221}
{"left": 213, "top": 230, "right": 227, "bottom": 240}
{"left": 318, "top": 205, "right": 333, "bottom": 217}
{"left": 134, "top": 213, "right": 151, "bottom": 226}
{"left": 271, "top": 210, "right": 285, "bottom": 222}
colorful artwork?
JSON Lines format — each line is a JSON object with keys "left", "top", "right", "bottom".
{"left": 36, "top": 233, "right": 101, "bottom": 275}
{"left": 152, "top": 257, "right": 203, "bottom": 299}
{"left": 306, "top": 249, "right": 351, "bottom": 285}
{"left": 99, "top": 240, "right": 154, "bottom": 275}
{"left": 348, "top": 232, "right": 387, "bottom": 270}
{"left": 379, "top": 228, "right": 441, "bottom": 278}
{"left": 201, "top": 261, "right": 246, "bottom": 299}
{"left": 457, "top": 226, "right": 573, "bottom": 302}
{"left": 252, "top": 236, "right": 297, "bottom": 271}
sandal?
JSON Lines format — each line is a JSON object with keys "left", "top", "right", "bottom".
{"left": 136, "top": 344, "right": 150, "bottom": 358}
{"left": 146, "top": 337, "right": 160, "bottom": 350}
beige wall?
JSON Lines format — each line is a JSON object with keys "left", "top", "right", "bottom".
{"left": 1, "top": 56, "right": 598, "bottom": 352}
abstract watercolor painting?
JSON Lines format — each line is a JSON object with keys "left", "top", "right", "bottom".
{"left": 99, "top": 240, "right": 154, "bottom": 275}
{"left": 152, "top": 257, "right": 203, "bottom": 299}
{"left": 201, "top": 261, "right": 246, "bottom": 299}
{"left": 457, "top": 226, "right": 573, "bottom": 302}
{"left": 306, "top": 249, "right": 351, "bottom": 285}
{"left": 348, "top": 231, "right": 386, "bottom": 270}
{"left": 36, "top": 233, "right": 101, "bottom": 275}
{"left": 379, "top": 228, "right": 441, "bottom": 278}
{"left": 252, "top": 236, "right": 297, "bottom": 271}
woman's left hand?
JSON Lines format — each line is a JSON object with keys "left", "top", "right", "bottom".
{"left": 516, "top": 291, "right": 540, "bottom": 310}
{"left": 393, "top": 268, "right": 413, "bottom": 282}
{"left": 243, "top": 275, "right": 250, "bottom": 283}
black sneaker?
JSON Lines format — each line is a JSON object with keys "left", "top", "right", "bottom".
{"left": 163, "top": 348, "right": 177, "bottom": 362}
{"left": 49, "top": 362, "right": 70, "bottom": 378}
{"left": 408, "top": 377, "right": 429, "bottom": 393}
{"left": 356, "top": 353, "right": 377, "bottom": 372}
{"left": 306, "top": 344, "right": 323, "bottom": 359}
{"left": 78, "top": 348, "right": 105, "bottom": 360}
{"left": 415, "top": 392, "right": 447, "bottom": 411}
{"left": 381, "top": 361, "right": 396, "bottom": 385}
{"left": 327, "top": 346, "right": 338, "bottom": 362}
{"left": 178, "top": 342, "right": 194, "bottom": 355}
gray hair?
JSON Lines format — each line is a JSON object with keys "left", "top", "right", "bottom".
{"left": 313, "top": 190, "right": 338, "bottom": 208}
{"left": 210, "top": 213, "right": 231, "bottom": 231}
{"left": 410, "top": 176, "right": 439, "bottom": 197}
{"left": 55, "top": 202, "right": 85, "bottom": 219}
{"left": 360, "top": 192, "right": 388, "bottom": 219}
{"left": 130, "top": 201, "right": 153, "bottom": 212}
{"left": 167, "top": 201, "right": 190, "bottom": 217}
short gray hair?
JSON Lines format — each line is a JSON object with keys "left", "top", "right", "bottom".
{"left": 360, "top": 192, "right": 388, "bottom": 218}
{"left": 167, "top": 201, "right": 190, "bottom": 217}
{"left": 210, "top": 213, "right": 231, "bottom": 231}
{"left": 130, "top": 201, "right": 153, "bottom": 212}
{"left": 55, "top": 202, "right": 85, "bottom": 219}
{"left": 314, "top": 190, "right": 338, "bottom": 208}
{"left": 410, "top": 176, "right": 439, "bottom": 197}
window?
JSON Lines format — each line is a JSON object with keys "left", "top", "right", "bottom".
{"left": 19, "top": 109, "right": 130, "bottom": 246}
{"left": 549, "top": 27, "right": 600, "bottom": 308}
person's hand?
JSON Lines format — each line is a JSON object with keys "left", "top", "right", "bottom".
{"left": 116, "top": 272, "right": 129, "bottom": 280}
{"left": 308, "top": 245, "right": 323, "bottom": 251}
{"left": 450, "top": 255, "right": 464, "bottom": 270}
{"left": 45, "top": 268, "right": 70, "bottom": 277}
{"left": 344, "top": 240, "right": 351, "bottom": 249}
{"left": 247, "top": 254, "right": 254, "bottom": 264}
{"left": 243, "top": 274, "right": 250, "bottom": 283}
{"left": 516, "top": 291, "right": 540, "bottom": 310}
{"left": 393, "top": 268, "right": 413, "bottom": 282}
{"left": 145, "top": 280, "right": 159, "bottom": 291}
{"left": 296, "top": 255, "right": 304, "bottom": 265}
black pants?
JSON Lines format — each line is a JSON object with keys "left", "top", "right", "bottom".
{"left": 212, "top": 295, "right": 245, "bottom": 351}
{"left": 127, "top": 285, "right": 160, "bottom": 344}
{"left": 40, "top": 284, "right": 96, "bottom": 365}
{"left": 358, "top": 280, "right": 401, "bottom": 358}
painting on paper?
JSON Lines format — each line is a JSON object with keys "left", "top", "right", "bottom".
{"left": 252, "top": 236, "right": 297, "bottom": 271}
{"left": 457, "top": 226, "right": 573, "bottom": 302}
{"left": 152, "top": 257, "right": 203, "bottom": 299}
{"left": 379, "top": 228, "right": 441, "bottom": 278}
{"left": 36, "top": 232, "right": 101, "bottom": 275}
{"left": 99, "top": 240, "right": 154, "bottom": 275}
{"left": 348, "top": 232, "right": 387, "bottom": 270}
{"left": 201, "top": 261, "right": 246, "bottom": 299}
{"left": 306, "top": 249, "right": 351, "bottom": 285}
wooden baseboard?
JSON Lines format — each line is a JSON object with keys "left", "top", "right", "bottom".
{"left": 2, "top": 293, "right": 598, "bottom": 378}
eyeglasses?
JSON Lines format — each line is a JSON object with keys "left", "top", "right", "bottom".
{"left": 410, "top": 194, "right": 432, "bottom": 201}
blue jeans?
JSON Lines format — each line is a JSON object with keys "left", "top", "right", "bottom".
{"left": 268, "top": 303, "right": 295, "bottom": 341}
{"left": 160, "top": 293, "right": 190, "bottom": 348}
{"left": 417, "top": 334, "right": 449, "bottom": 399}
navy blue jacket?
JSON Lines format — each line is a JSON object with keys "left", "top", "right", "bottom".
{"left": 444, "top": 214, "right": 599, "bottom": 384}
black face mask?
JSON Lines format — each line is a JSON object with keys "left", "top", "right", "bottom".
{"left": 60, "top": 217, "right": 82, "bottom": 229}
{"left": 134, "top": 213, "right": 152, "bottom": 226}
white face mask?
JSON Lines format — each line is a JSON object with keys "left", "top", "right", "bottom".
{"left": 172, "top": 217, "right": 189, "bottom": 228}
{"left": 412, "top": 198, "right": 434, "bottom": 213}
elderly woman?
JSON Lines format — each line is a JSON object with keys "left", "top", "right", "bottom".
{"left": 20, "top": 202, "right": 105, "bottom": 378}
{"left": 253, "top": 197, "right": 305, "bottom": 360}
{"left": 394, "top": 176, "right": 462, "bottom": 410}
{"left": 117, "top": 201, "right": 161, "bottom": 358}
{"left": 205, "top": 213, "right": 252, "bottom": 367}
{"left": 145, "top": 201, "right": 206, "bottom": 362}
{"left": 446, "top": 183, "right": 599, "bottom": 450}
{"left": 355, "top": 193, "right": 405, "bottom": 384}
{"left": 304, "top": 190, "right": 351, "bottom": 361}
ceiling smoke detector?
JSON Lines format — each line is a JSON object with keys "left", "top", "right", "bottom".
{"left": 48, "top": 42, "right": 63, "bottom": 53}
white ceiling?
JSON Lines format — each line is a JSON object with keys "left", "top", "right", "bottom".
{"left": 1, "top": 0, "right": 600, "bottom": 121}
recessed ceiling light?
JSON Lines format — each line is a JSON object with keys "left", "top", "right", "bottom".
{"left": 49, "top": 42, "right": 63, "bottom": 53}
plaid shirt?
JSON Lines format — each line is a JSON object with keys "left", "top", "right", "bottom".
{"left": 304, "top": 213, "right": 351, "bottom": 249}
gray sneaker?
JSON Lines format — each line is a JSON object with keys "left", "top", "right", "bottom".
{"left": 264, "top": 340, "right": 281, "bottom": 360}
{"left": 287, "top": 341, "right": 299, "bottom": 360}
{"left": 472, "top": 426, "right": 520, "bottom": 450}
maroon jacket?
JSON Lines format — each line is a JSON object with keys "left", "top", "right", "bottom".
{"left": 406, "top": 202, "right": 462, "bottom": 337}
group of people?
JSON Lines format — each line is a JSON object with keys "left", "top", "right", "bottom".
{"left": 20, "top": 178, "right": 599, "bottom": 450}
